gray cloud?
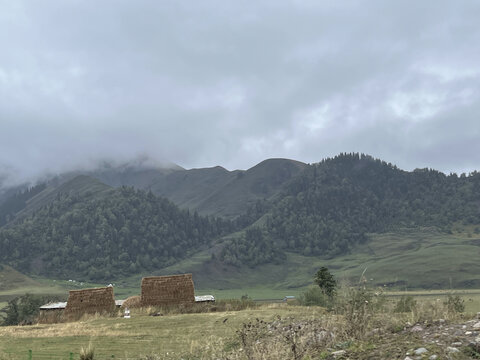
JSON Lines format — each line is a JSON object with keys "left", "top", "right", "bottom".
{"left": 1, "top": 0, "right": 480, "bottom": 185}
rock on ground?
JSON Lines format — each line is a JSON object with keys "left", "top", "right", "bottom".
{"left": 414, "top": 347, "right": 428, "bottom": 355}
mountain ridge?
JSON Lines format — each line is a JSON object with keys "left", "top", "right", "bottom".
{"left": 0, "top": 158, "right": 308, "bottom": 223}
{"left": 0, "top": 153, "right": 479, "bottom": 290}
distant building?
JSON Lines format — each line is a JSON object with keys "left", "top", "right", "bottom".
{"left": 38, "top": 302, "right": 66, "bottom": 324}
{"left": 195, "top": 295, "right": 215, "bottom": 303}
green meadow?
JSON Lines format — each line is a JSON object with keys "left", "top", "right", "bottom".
{"left": 142, "top": 227, "right": 480, "bottom": 294}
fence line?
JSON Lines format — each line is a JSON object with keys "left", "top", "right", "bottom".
{"left": 0, "top": 350, "right": 117, "bottom": 360}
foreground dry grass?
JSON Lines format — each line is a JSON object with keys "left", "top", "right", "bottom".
{"left": 0, "top": 295, "right": 479, "bottom": 360}
{"left": 0, "top": 304, "right": 324, "bottom": 359}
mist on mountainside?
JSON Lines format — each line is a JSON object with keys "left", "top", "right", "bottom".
{"left": 0, "top": 154, "right": 181, "bottom": 191}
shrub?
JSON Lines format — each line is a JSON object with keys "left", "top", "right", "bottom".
{"left": 234, "top": 316, "right": 336, "bottom": 360}
{"left": 298, "top": 286, "right": 332, "bottom": 308}
{"left": 339, "top": 286, "right": 373, "bottom": 336}
{"left": 444, "top": 294, "right": 465, "bottom": 313}
{"left": 241, "top": 294, "right": 250, "bottom": 301}
{"left": 335, "top": 283, "right": 387, "bottom": 338}
{"left": 394, "top": 295, "right": 417, "bottom": 313}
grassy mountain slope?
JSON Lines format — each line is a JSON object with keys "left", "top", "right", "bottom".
{"left": 4, "top": 175, "right": 113, "bottom": 226}
{"left": 86, "top": 161, "right": 183, "bottom": 189}
{"left": 152, "top": 227, "right": 480, "bottom": 291}
{"left": 84, "top": 158, "right": 308, "bottom": 218}
{"left": 149, "top": 166, "right": 236, "bottom": 211}
{"left": 0, "top": 265, "right": 39, "bottom": 292}
{"left": 0, "top": 265, "right": 64, "bottom": 315}
{"left": 146, "top": 158, "right": 307, "bottom": 218}
{"left": 194, "top": 159, "right": 307, "bottom": 217}
{"left": 88, "top": 158, "right": 307, "bottom": 218}
{"left": 1, "top": 158, "right": 307, "bottom": 221}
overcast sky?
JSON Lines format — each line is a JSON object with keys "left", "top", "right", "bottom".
{"left": 1, "top": 0, "right": 480, "bottom": 186}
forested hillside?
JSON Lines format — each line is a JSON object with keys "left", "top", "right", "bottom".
{"left": 0, "top": 184, "right": 233, "bottom": 280}
{"left": 219, "top": 154, "right": 480, "bottom": 266}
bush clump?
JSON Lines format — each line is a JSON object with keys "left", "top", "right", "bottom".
{"left": 298, "top": 286, "right": 332, "bottom": 308}
{"left": 394, "top": 295, "right": 417, "bottom": 313}
{"left": 444, "top": 294, "right": 465, "bottom": 313}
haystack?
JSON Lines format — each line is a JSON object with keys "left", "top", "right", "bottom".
{"left": 64, "top": 286, "right": 116, "bottom": 320}
{"left": 122, "top": 295, "right": 141, "bottom": 308}
{"left": 141, "top": 273, "right": 195, "bottom": 307}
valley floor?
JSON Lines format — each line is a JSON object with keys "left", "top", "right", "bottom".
{"left": 1, "top": 298, "right": 480, "bottom": 359}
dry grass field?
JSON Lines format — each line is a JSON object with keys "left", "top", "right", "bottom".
{"left": 0, "top": 304, "right": 321, "bottom": 359}
{"left": 1, "top": 290, "right": 480, "bottom": 360}
{"left": 386, "top": 289, "right": 480, "bottom": 314}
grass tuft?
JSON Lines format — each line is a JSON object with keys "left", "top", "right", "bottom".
{"left": 79, "top": 343, "right": 95, "bottom": 360}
